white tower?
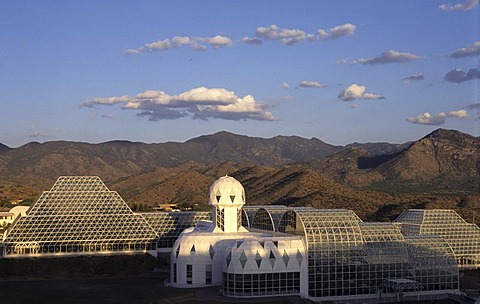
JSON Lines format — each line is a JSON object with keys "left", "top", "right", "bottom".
{"left": 209, "top": 175, "right": 245, "bottom": 233}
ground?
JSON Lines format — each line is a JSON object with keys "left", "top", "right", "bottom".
{"left": 0, "top": 258, "right": 478, "bottom": 304}
{"left": 0, "top": 272, "right": 304, "bottom": 304}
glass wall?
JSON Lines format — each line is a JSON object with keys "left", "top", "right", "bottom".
{"left": 395, "top": 209, "right": 480, "bottom": 269}
{"left": 222, "top": 272, "right": 300, "bottom": 297}
{"left": 278, "top": 209, "right": 459, "bottom": 300}
{"left": 141, "top": 212, "right": 211, "bottom": 248}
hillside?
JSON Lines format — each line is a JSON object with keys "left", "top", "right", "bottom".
{"left": 0, "top": 132, "right": 341, "bottom": 184}
{"left": 111, "top": 161, "right": 479, "bottom": 222}
{"left": 0, "top": 128, "right": 479, "bottom": 222}
{"left": 373, "top": 129, "right": 480, "bottom": 193}
{"left": 0, "top": 143, "right": 10, "bottom": 154}
{"left": 310, "top": 129, "right": 480, "bottom": 194}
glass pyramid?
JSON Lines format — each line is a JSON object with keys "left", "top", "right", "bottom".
{"left": 3, "top": 176, "right": 158, "bottom": 256}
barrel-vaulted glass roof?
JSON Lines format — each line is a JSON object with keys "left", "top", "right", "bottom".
{"left": 277, "top": 209, "right": 458, "bottom": 299}
{"left": 395, "top": 209, "right": 480, "bottom": 269}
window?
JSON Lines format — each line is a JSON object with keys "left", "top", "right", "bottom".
{"left": 186, "top": 264, "right": 192, "bottom": 285}
{"left": 206, "top": 264, "right": 212, "bottom": 285}
{"left": 222, "top": 271, "right": 300, "bottom": 296}
{"left": 173, "top": 263, "right": 177, "bottom": 283}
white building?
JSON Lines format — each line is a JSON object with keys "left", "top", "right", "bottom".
{"left": 170, "top": 175, "right": 306, "bottom": 296}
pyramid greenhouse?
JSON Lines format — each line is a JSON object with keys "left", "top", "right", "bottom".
{"left": 3, "top": 176, "right": 158, "bottom": 256}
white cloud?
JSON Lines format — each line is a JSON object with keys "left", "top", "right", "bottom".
{"left": 354, "top": 50, "right": 422, "bottom": 65}
{"left": 338, "top": 84, "right": 384, "bottom": 101}
{"left": 439, "top": 0, "right": 478, "bottom": 11}
{"left": 318, "top": 23, "right": 356, "bottom": 40}
{"left": 143, "top": 39, "right": 172, "bottom": 51}
{"left": 255, "top": 24, "right": 313, "bottom": 45}
{"left": 241, "top": 37, "right": 262, "bottom": 45}
{"left": 281, "top": 82, "right": 290, "bottom": 89}
{"left": 448, "top": 109, "right": 468, "bottom": 118}
{"left": 171, "top": 36, "right": 193, "bottom": 46}
{"left": 255, "top": 25, "right": 281, "bottom": 40}
{"left": 406, "top": 109, "right": 469, "bottom": 125}
{"left": 123, "top": 49, "right": 142, "bottom": 56}
{"left": 196, "top": 35, "right": 233, "bottom": 48}
{"left": 450, "top": 41, "right": 480, "bottom": 58}
{"left": 82, "top": 87, "right": 276, "bottom": 122}
{"left": 254, "top": 23, "right": 354, "bottom": 46}
{"left": 125, "top": 35, "right": 232, "bottom": 54}
{"left": 403, "top": 73, "right": 425, "bottom": 81}
{"left": 192, "top": 44, "right": 207, "bottom": 51}
{"left": 406, "top": 112, "right": 447, "bottom": 125}
{"left": 298, "top": 81, "right": 327, "bottom": 88}
{"left": 193, "top": 95, "right": 276, "bottom": 121}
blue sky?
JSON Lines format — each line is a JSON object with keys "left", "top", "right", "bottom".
{"left": 1, "top": 0, "right": 479, "bottom": 147}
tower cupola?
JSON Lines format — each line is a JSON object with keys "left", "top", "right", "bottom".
{"left": 209, "top": 175, "right": 245, "bottom": 232}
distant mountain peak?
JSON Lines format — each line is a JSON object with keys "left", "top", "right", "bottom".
{"left": 423, "top": 128, "right": 474, "bottom": 141}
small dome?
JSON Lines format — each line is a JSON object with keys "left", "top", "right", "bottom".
{"left": 209, "top": 175, "right": 245, "bottom": 207}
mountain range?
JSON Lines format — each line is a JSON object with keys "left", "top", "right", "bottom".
{"left": 0, "top": 128, "right": 479, "bottom": 222}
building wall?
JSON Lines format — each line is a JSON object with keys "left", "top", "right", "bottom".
{"left": 170, "top": 229, "right": 256, "bottom": 288}
{"left": 222, "top": 236, "right": 306, "bottom": 297}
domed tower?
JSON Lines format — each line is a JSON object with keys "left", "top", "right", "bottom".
{"left": 209, "top": 175, "right": 245, "bottom": 233}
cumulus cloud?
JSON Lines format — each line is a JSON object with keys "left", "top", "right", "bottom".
{"left": 450, "top": 41, "right": 480, "bottom": 58}
{"left": 124, "top": 35, "right": 232, "bottom": 55}
{"left": 448, "top": 109, "right": 468, "bottom": 118}
{"left": 444, "top": 68, "right": 480, "bottom": 83}
{"left": 318, "top": 23, "right": 356, "bottom": 40}
{"left": 406, "top": 112, "right": 447, "bottom": 125}
{"left": 403, "top": 73, "right": 425, "bottom": 81}
{"left": 196, "top": 35, "right": 233, "bottom": 48}
{"left": 281, "top": 82, "right": 290, "bottom": 89}
{"left": 336, "top": 58, "right": 349, "bottom": 64}
{"left": 123, "top": 49, "right": 142, "bottom": 56}
{"left": 82, "top": 87, "right": 276, "bottom": 122}
{"left": 354, "top": 50, "right": 422, "bottom": 65}
{"left": 298, "top": 81, "right": 327, "bottom": 88}
{"left": 439, "top": 0, "right": 478, "bottom": 11}
{"left": 255, "top": 24, "right": 315, "bottom": 45}
{"left": 241, "top": 36, "right": 262, "bottom": 45}
{"left": 254, "top": 23, "right": 356, "bottom": 45}
{"left": 338, "top": 84, "right": 384, "bottom": 101}
{"left": 406, "top": 109, "right": 469, "bottom": 125}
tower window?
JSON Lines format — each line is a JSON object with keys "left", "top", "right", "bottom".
{"left": 186, "top": 264, "right": 192, "bottom": 285}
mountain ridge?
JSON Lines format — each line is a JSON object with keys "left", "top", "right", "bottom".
{"left": 1, "top": 128, "right": 479, "bottom": 223}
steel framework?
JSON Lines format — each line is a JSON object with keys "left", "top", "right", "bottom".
{"left": 278, "top": 209, "right": 458, "bottom": 299}
{"left": 395, "top": 209, "right": 480, "bottom": 269}
{"left": 3, "top": 176, "right": 158, "bottom": 256}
